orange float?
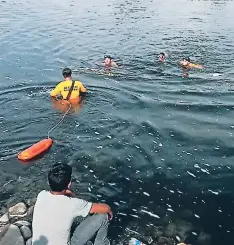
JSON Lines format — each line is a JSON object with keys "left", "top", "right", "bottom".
{"left": 18, "top": 138, "right": 53, "bottom": 161}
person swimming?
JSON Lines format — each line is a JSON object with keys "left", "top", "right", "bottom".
{"left": 103, "top": 55, "right": 118, "bottom": 68}
{"left": 179, "top": 57, "right": 204, "bottom": 69}
{"left": 179, "top": 57, "right": 204, "bottom": 77}
{"left": 158, "top": 52, "right": 166, "bottom": 63}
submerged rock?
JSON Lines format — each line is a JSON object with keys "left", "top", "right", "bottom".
{"left": 9, "top": 202, "right": 27, "bottom": 217}
{"left": 0, "top": 206, "right": 7, "bottom": 216}
{"left": 197, "top": 232, "right": 211, "bottom": 245}
{"left": 175, "top": 220, "right": 193, "bottom": 240}
{"left": 0, "top": 224, "right": 24, "bottom": 245}
{"left": 151, "top": 226, "right": 164, "bottom": 238}
{"left": 158, "top": 236, "right": 173, "bottom": 245}
{"left": 26, "top": 198, "right": 37, "bottom": 207}
{"left": 20, "top": 225, "right": 32, "bottom": 240}
{"left": 164, "top": 223, "right": 176, "bottom": 237}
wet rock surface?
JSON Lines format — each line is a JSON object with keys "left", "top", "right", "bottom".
{"left": 0, "top": 200, "right": 213, "bottom": 245}
{"left": 0, "top": 224, "right": 24, "bottom": 245}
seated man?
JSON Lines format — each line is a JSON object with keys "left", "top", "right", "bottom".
{"left": 32, "top": 163, "right": 112, "bottom": 245}
{"left": 50, "top": 68, "right": 87, "bottom": 100}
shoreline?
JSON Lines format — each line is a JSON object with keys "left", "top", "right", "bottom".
{"left": 0, "top": 199, "right": 212, "bottom": 245}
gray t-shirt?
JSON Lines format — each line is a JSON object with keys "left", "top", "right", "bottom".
{"left": 32, "top": 190, "right": 92, "bottom": 245}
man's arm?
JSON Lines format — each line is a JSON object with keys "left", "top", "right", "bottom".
{"left": 79, "top": 82, "right": 87, "bottom": 94}
{"left": 90, "top": 203, "right": 113, "bottom": 220}
{"left": 50, "top": 83, "right": 62, "bottom": 97}
{"left": 189, "top": 63, "right": 204, "bottom": 69}
{"left": 111, "top": 61, "right": 118, "bottom": 68}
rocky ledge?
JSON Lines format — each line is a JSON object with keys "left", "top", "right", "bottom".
{"left": 0, "top": 201, "right": 35, "bottom": 245}
{"left": 0, "top": 200, "right": 212, "bottom": 245}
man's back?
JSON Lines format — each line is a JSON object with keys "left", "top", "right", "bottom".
{"left": 50, "top": 80, "right": 87, "bottom": 100}
{"left": 32, "top": 190, "right": 92, "bottom": 245}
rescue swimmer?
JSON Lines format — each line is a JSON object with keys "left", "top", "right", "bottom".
{"left": 50, "top": 68, "right": 87, "bottom": 101}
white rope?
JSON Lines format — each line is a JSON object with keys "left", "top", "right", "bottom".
{"left": 47, "top": 102, "right": 72, "bottom": 138}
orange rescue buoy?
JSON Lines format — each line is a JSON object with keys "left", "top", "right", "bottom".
{"left": 18, "top": 138, "right": 53, "bottom": 161}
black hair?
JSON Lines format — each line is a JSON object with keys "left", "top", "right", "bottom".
{"left": 48, "top": 163, "right": 72, "bottom": 192}
{"left": 104, "top": 55, "right": 112, "bottom": 59}
{"left": 160, "top": 52, "right": 165, "bottom": 56}
{"left": 183, "top": 57, "right": 191, "bottom": 62}
{"left": 62, "top": 68, "right": 72, "bottom": 78}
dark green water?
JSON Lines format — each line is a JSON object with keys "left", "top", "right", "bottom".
{"left": 0, "top": 0, "right": 234, "bottom": 244}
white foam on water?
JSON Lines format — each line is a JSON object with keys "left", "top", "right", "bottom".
{"left": 118, "top": 212, "right": 127, "bottom": 216}
{"left": 141, "top": 209, "right": 160, "bottom": 218}
{"left": 208, "top": 189, "right": 219, "bottom": 195}
{"left": 129, "top": 214, "right": 139, "bottom": 218}
{"left": 212, "top": 73, "right": 222, "bottom": 77}
{"left": 187, "top": 171, "right": 197, "bottom": 178}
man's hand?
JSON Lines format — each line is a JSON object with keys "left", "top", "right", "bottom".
{"left": 90, "top": 203, "right": 113, "bottom": 221}
{"left": 107, "top": 210, "right": 113, "bottom": 220}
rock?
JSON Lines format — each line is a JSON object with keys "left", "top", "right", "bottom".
{"left": 197, "top": 232, "right": 211, "bottom": 245}
{"left": 9, "top": 202, "right": 27, "bottom": 217}
{"left": 175, "top": 220, "right": 193, "bottom": 240}
{"left": 158, "top": 236, "right": 173, "bottom": 245}
{"left": 179, "top": 209, "right": 194, "bottom": 219}
{"left": 0, "top": 224, "right": 24, "bottom": 245}
{"left": 26, "top": 237, "right": 32, "bottom": 245}
{"left": 20, "top": 225, "right": 32, "bottom": 240}
{"left": 142, "top": 236, "right": 153, "bottom": 244}
{"left": 0, "top": 213, "right": 9, "bottom": 224}
{"left": 27, "top": 206, "right": 34, "bottom": 218}
{"left": 151, "top": 226, "right": 164, "bottom": 238}
{"left": 161, "top": 215, "right": 172, "bottom": 226}
{"left": 14, "top": 220, "right": 31, "bottom": 227}
{"left": 26, "top": 198, "right": 37, "bottom": 207}
{"left": 0, "top": 206, "right": 7, "bottom": 215}
{"left": 0, "top": 224, "right": 10, "bottom": 239}
{"left": 164, "top": 223, "right": 176, "bottom": 237}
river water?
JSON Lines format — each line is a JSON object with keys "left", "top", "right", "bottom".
{"left": 0, "top": 0, "right": 234, "bottom": 244}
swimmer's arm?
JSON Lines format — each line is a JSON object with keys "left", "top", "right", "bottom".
{"left": 50, "top": 84, "right": 62, "bottom": 97}
{"left": 189, "top": 63, "right": 204, "bottom": 69}
{"left": 112, "top": 61, "right": 118, "bottom": 68}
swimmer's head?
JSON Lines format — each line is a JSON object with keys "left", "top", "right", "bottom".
{"left": 48, "top": 163, "right": 72, "bottom": 192}
{"left": 62, "top": 68, "right": 72, "bottom": 78}
{"left": 180, "top": 57, "right": 190, "bottom": 66}
{"left": 159, "top": 52, "right": 166, "bottom": 62}
{"left": 104, "top": 55, "right": 112, "bottom": 66}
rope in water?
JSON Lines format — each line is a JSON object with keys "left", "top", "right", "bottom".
{"left": 47, "top": 102, "right": 72, "bottom": 139}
